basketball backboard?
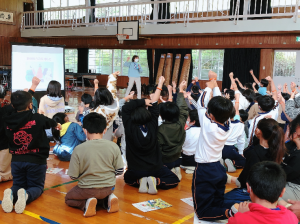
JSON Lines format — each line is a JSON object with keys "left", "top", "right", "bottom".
{"left": 117, "top": 20, "right": 139, "bottom": 41}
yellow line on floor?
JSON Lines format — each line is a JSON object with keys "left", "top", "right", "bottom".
{"left": 172, "top": 212, "right": 194, "bottom": 224}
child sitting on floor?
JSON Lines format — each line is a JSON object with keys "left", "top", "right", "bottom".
{"left": 65, "top": 112, "right": 124, "bottom": 217}
{"left": 122, "top": 76, "right": 179, "bottom": 195}
{"left": 228, "top": 161, "right": 298, "bottom": 224}
{"left": 52, "top": 112, "right": 86, "bottom": 161}
{"left": 1, "top": 90, "right": 61, "bottom": 214}
{"left": 75, "top": 93, "right": 93, "bottom": 122}
{"left": 181, "top": 109, "right": 200, "bottom": 173}
{"left": 158, "top": 80, "right": 189, "bottom": 180}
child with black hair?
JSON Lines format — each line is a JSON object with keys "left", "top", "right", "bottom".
{"left": 52, "top": 113, "right": 86, "bottom": 161}
{"left": 122, "top": 76, "right": 180, "bottom": 195}
{"left": 249, "top": 69, "right": 269, "bottom": 95}
{"left": 158, "top": 81, "right": 188, "bottom": 180}
{"left": 186, "top": 77, "right": 201, "bottom": 104}
{"left": 0, "top": 77, "right": 40, "bottom": 183}
{"left": 248, "top": 93, "right": 262, "bottom": 120}
{"left": 228, "top": 161, "right": 298, "bottom": 224}
{"left": 193, "top": 76, "right": 236, "bottom": 221}
{"left": 1, "top": 89, "right": 61, "bottom": 214}
{"left": 181, "top": 109, "right": 200, "bottom": 173}
{"left": 65, "top": 112, "right": 123, "bottom": 217}
{"left": 222, "top": 89, "right": 246, "bottom": 172}
{"left": 245, "top": 76, "right": 279, "bottom": 157}
{"left": 240, "top": 109, "right": 250, "bottom": 140}
{"left": 75, "top": 93, "right": 93, "bottom": 122}
{"left": 225, "top": 118, "right": 286, "bottom": 206}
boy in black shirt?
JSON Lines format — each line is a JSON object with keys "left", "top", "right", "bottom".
{"left": 1, "top": 90, "right": 61, "bottom": 214}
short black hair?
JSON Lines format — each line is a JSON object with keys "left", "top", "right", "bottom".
{"left": 260, "top": 79, "right": 269, "bottom": 87}
{"left": 11, "top": 91, "right": 32, "bottom": 111}
{"left": 289, "top": 113, "right": 300, "bottom": 139}
{"left": 132, "top": 55, "right": 139, "bottom": 62}
{"left": 281, "top": 92, "right": 291, "bottom": 101}
{"left": 244, "top": 83, "right": 254, "bottom": 90}
{"left": 239, "top": 109, "right": 249, "bottom": 122}
{"left": 93, "top": 87, "right": 114, "bottom": 108}
{"left": 257, "top": 95, "right": 275, "bottom": 112}
{"left": 160, "top": 102, "right": 180, "bottom": 123}
{"left": 243, "top": 89, "right": 255, "bottom": 103}
{"left": 255, "top": 93, "right": 262, "bottom": 102}
{"left": 225, "top": 89, "right": 235, "bottom": 101}
{"left": 192, "top": 85, "right": 200, "bottom": 94}
{"left": 131, "top": 105, "right": 152, "bottom": 125}
{"left": 189, "top": 109, "right": 200, "bottom": 127}
{"left": 81, "top": 93, "right": 93, "bottom": 105}
{"left": 247, "top": 161, "right": 286, "bottom": 203}
{"left": 207, "top": 96, "right": 233, "bottom": 124}
{"left": 0, "top": 85, "right": 6, "bottom": 99}
{"left": 83, "top": 112, "right": 107, "bottom": 134}
{"left": 47, "top": 80, "right": 62, "bottom": 97}
{"left": 52, "top": 113, "right": 67, "bottom": 144}
{"left": 160, "top": 85, "right": 169, "bottom": 97}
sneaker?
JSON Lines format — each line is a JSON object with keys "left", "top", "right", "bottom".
{"left": 83, "top": 198, "right": 97, "bottom": 217}
{"left": 220, "top": 159, "right": 225, "bottom": 167}
{"left": 1, "top": 189, "right": 13, "bottom": 213}
{"left": 147, "top": 176, "right": 158, "bottom": 195}
{"left": 184, "top": 167, "right": 195, "bottom": 174}
{"left": 15, "top": 188, "right": 28, "bottom": 214}
{"left": 138, "top": 177, "right": 148, "bottom": 193}
{"left": 107, "top": 194, "right": 119, "bottom": 213}
{"left": 225, "top": 159, "right": 236, "bottom": 173}
{"left": 226, "top": 174, "right": 232, "bottom": 184}
{"left": 229, "top": 203, "right": 239, "bottom": 217}
{"left": 174, "top": 167, "right": 182, "bottom": 181}
{"left": 171, "top": 168, "right": 176, "bottom": 173}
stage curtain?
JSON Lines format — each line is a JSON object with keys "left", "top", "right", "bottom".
{"left": 222, "top": 48, "right": 260, "bottom": 90}
{"left": 77, "top": 48, "right": 89, "bottom": 73}
{"left": 152, "top": 49, "right": 193, "bottom": 85}
{"left": 147, "top": 49, "right": 154, "bottom": 84}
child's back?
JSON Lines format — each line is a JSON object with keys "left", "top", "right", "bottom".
{"left": 68, "top": 138, "right": 123, "bottom": 188}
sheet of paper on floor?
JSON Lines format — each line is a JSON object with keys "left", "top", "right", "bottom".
{"left": 132, "top": 198, "right": 172, "bottom": 212}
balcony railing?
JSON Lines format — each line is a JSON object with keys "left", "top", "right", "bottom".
{"left": 21, "top": 0, "right": 300, "bottom": 31}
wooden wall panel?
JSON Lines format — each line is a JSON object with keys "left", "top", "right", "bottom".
{"left": 260, "top": 49, "right": 274, "bottom": 89}
{"left": 29, "top": 33, "right": 300, "bottom": 50}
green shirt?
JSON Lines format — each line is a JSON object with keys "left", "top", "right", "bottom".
{"left": 68, "top": 139, "right": 124, "bottom": 188}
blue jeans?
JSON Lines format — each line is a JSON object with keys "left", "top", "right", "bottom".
{"left": 222, "top": 145, "right": 246, "bottom": 168}
{"left": 224, "top": 188, "right": 251, "bottom": 205}
{"left": 11, "top": 161, "right": 47, "bottom": 204}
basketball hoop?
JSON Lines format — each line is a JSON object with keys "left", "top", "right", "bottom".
{"left": 116, "top": 34, "right": 129, "bottom": 44}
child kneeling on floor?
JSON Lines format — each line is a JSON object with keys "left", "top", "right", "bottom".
{"left": 1, "top": 90, "right": 61, "bottom": 214}
{"left": 228, "top": 161, "right": 298, "bottom": 224}
{"left": 52, "top": 112, "right": 86, "bottom": 161}
{"left": 65, "top": 112, "right": 124, "bottom": 217}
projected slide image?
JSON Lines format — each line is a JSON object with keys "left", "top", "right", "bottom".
{"left": 25, "top": 62, "right": 54, "bottom": 84}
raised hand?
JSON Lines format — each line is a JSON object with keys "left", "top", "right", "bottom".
{"left": 195, "top": 76, "right": 199, "bottom": 82}
{"left": 179, "top": 80, "right": 187, "bottom": 91}
{"left": 229, "top": 72, "right": 234, "bottom": 78}
{"left": 145, "top": 99, "right": 152, "bottom": 106}
{"left": 249, "top": 69, "right": 254, "bottom": 75}
{"left": 113, "top": 71, "right": 120, "bottom": 77}
{"left": 94, "top": 79, "right": 99, "bottom": 85}
{"left": 127, "top": 56, "right": 130, "bottom": 61}
{"left": 158, "top": 76, "right": 165, "bottom": 86}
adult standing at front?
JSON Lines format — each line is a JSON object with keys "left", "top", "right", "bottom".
{"left": 124, "top": 55, "right": 142, "bottom": 99}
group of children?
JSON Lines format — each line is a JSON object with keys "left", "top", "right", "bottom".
{"left": 1, "top": 68, "right": 300, "bottom": 223}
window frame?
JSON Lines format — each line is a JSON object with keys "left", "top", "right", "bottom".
{"left": 65, "top": 48, "right": 78, "bottom": 73}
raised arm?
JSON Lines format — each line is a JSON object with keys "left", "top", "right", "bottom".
{"left": 265, "top": 76, "right": 277, "bottom": 101}
{"left": 235, "top": 78, "right": 245, "bottom": 90}
{"left": 229, "top": 72, "right": 238, "bottom": 92}
{"left": 123, "top": 56, "right": 131, "bottom": 67}
{"left": 93, "top": 79, "right": 99, "bottom": 94}
{"left": 29, "top": 77, "right": 41, "bottom": 95}
{"left": 106, "top": 71, "right": 120, "bottom": 100}
{"left": 177, "top": 81, "right": 189, "bottom": 125}
{"left": 252, "top": 82, "right": 258, "bottom": 93}
{"left": 249, "top": 69, "right": 260, "bottom": 85}
{"left": 235, "top": 92, "right": 240, "bottom": 116}
{"left": 197, "top": 80, "right": 214, "bottom": 109}
{"left": 167, "top": 85, "right": 173, "bottom": 102}
{"left": 151, "top": 76, "right": 165, "bottom": 103}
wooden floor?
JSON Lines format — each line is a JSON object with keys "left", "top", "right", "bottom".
{"left": 0, "top": 88, "right": 242, "bottom": 224}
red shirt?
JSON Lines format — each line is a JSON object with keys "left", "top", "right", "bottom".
{"left": 228, "top": 203, "right": 298, "bottom": 224}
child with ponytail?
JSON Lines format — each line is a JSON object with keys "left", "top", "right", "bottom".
{"left": 52, "top": 113, "right": 86, "bottom": 161}
{"left": 224, "top": 118, "right": 286, "bottom": 205}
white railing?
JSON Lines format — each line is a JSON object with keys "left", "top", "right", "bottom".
{"left": 21, "top": 0, "right": 300, "bottom": 30}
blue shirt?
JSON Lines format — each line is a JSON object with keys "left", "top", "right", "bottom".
{"left": 124, "top": 61, "right": 142, "bottom": 77}
{"left": 258, "top": 86, "right": 267, "bottom": 95}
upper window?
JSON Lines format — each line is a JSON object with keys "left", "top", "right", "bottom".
{"left": 192, "top": 49, "right": 224, "bottom": 80}
{"left": 44, "top": 0, "right": 86, "bottom": 9}
{"left": 65, "top": 49, "right": 78, "bottom": 73}
{"left": 274, "top": 51, "right": 296, "bottom": 77}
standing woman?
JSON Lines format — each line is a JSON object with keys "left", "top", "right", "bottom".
{"left": 124, "top": 55, "right": 142, "bottom": 99}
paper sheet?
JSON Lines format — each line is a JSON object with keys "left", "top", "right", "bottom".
{"left": 46, "top": 168, "right": 63, "bottom": 174}
{"left": 181, "top": 197, "right": 193, "bottom": 207}
{"left": 132, "top": 199, "right": 172, "bottom": 212}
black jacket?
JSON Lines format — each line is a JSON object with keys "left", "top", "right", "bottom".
{"left": 238, "top": 145, "right": 273, "bottom": 188}
{"left": 122, "top": 99, "right": 163, "bottom": 172}
{"left": 4, "top": 110, "right": 57, "bottom": 164}
{"left": 0, "top": 104, "right": 14, "bottom": 150}
{"left": 282, "top": 141, "right": 300, "bottom": 185}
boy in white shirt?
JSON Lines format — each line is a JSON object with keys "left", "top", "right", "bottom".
{"left": 244, "top": 76, "right": 278, "bottom": 158}
{"left": 193, "top": 73, "right": 236, "bottom": 221}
